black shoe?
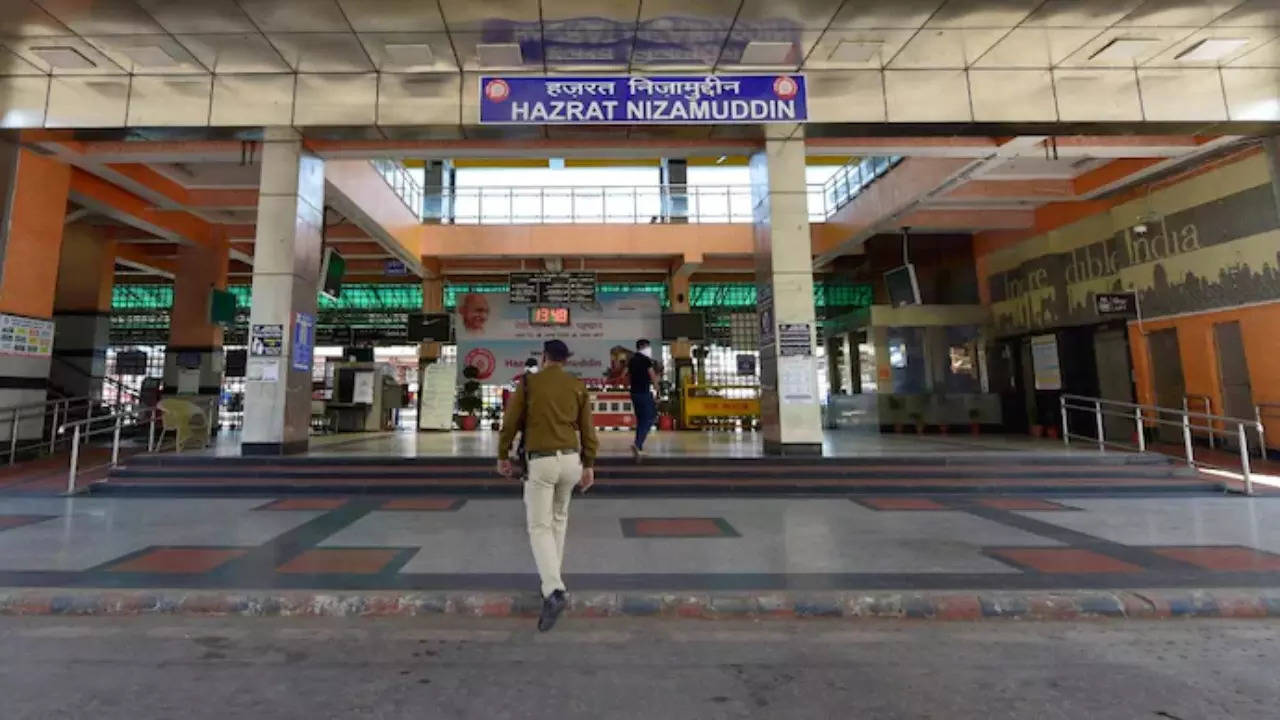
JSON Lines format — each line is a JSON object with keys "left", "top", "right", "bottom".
{"left": 538, "top": 590, "right": 567, "bottom": 632}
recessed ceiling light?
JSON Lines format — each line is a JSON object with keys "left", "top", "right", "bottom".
{"left": 122, "top": 45, "right": 180, "bottom": 68}
{"left": 829, "top": 40, "right": 883, "bottom": 63}
{"left": 1089, "top": 38, "right": 1162, "bottom": 61}
{"left": 30, "top": 45, "right": 96, "bottom": 70}
{"left": 476, "top": 43, "right": 523, "bottom": 68}
{"left": 739, "top": 41, "right": 794, "bottom": 65}
{"left": 384, "top": 43, "right": 434, "bottom": 67}
{"left": 1175, "top": 38, "right": 1250, "bottom": 61}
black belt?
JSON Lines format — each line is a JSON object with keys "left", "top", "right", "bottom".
{"left": 527, "top": 449, "right": 579, "bottom": 460}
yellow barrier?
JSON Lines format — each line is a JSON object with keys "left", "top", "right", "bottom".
{"left": 680, "top": 381, "right": 761, "bottom": 427}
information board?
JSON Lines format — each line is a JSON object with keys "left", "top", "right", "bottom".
{"left": 778, "top": 323, "right": 813, "bottom": 357}
{"left": 0, "top": 314, "right": 53, "bottom": 357}
{"left": 508, "top": 272, "right": 597, "bottom": 304}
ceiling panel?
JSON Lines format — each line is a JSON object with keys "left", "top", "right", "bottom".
{"left": 1227, "top": 37, "right": 1280, "bottom": 67}
{"left": 133, "top": 0, "right": 257, "bottom": 34}
{"left": 176, "top": 33, "right": 292, "bottom": 73}
{"left": 887, "top": 27, "right": 1008, "bottom": 68}
{"left": 541, "top": 0, "right": 640, "bottom": 23}
{"left": 630, "top": 30, "right": 725, "bottom": 69}
{"left": 1210, "top": 0, "right": 1280, "bottom": 27}
{"left": 543, "top": 16, "right": 636, "bottom": 70}
{"left": 4, "top": 35, "right": 128, "bottom": 74}
{"left": 0, "top": 1, "right": 72, "bottom": 37}
{"left": 437, "top": 0, "right": 540, "bottom": 33}
{"left": 267, "top": 33, "right": 374, "bottom": 72}
{"left": 637, "top": 0, "right": 742, "bottom": 26}
{"left": 1116, "top": 0, "right": 1249, "bottom": 28}
{"left": 717, "top": 28, "right": 826, "bottom": 70}
{"left": 151, "top": 162, "right": 262, "bottom": 188}
{"left": 925, "top": 0, "right": 1039, "bottom": 28}
{"left": 732, "top": 0, "right": 845, "bottom": 30}
{"left": 37, "top": 0, "right": 164, "bottom": 35}
{"left": 803, "top": 29, "right": 917, "bottom": 69}
{"left": 974, "top": 27, "right": 1101, "bottom": 67}
{"left": 1058, "top": 28, "right": 1194, "bottom": 67}
{"left": 336, "top": 0, "right": 447, "bottom": 32}
{"left": 237, "top": 0, "right": 352, "bottom": 33}
{"left": 83, "top": 34, "right": 213, "bottom": 74}
{"left": 358, "top": 33, "right": 459, "bottom": 72}
{"left": 1143, "top": 27, "right": 1280, "bottom": 66}
{"left": 824, "top": 0, "right": 943, "bottom": 30}
{"left": 1021, "top": 0, "right": 1146, "bottom": 28}
{"left": 0, "top": 45, "right": 43, "bottom": 75}
{"left": 449, "top": 32, "right": 544, "bottom": 71}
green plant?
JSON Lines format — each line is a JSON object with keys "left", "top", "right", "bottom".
{"left": 457, "top": 365, "right": 483, "bottom": 416}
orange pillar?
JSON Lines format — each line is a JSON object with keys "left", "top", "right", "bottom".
{"left": 164, "top": 242, "right": 229, "bottom": 398}
{"left": 0, "top": 138, "right": 71, "bottom": 440}
{"left": 51, "top": 224, "right": 116, "bottom": 399}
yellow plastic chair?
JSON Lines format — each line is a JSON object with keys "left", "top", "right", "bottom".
{"left": 156, "top": 398, "right": 211, "bottom": 452}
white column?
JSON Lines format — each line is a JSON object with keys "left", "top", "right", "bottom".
{"left": 751, "top": 126, "right": 823, "bottom": 455}
{"left": 242, "top": 128, "right": 324, "bottom": 455}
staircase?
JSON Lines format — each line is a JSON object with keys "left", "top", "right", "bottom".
{"left": 95, "top": 451, "right": 1220, "bottom": 496}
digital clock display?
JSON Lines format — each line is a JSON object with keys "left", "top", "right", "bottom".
{"left": 529, "top": 306, "right": 571, "bottom": 326}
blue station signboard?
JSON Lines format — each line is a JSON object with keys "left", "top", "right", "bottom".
{"left": 479, "top": 74, "right": 807, "bottom": 125}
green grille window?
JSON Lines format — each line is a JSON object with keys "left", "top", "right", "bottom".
{"left": 111, "top": 285, "right": 174, "bottom": 310}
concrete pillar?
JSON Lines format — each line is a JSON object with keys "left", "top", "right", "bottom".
{"left": 164, "top": 242, "right": 228, "bottom": 399}
{"left": 750, "top": 127, "right": 822, "bottom": 455}
{"left": 51, "top": 224, "right": 115, "bottom": 400}
{"left": 661, "top": 158, "right": 688, "bottom": 223}
{"left": 242, "top": 128, "right": 324, "bottom": 456}
{"left": 0, "top": 136, "right": 71, "bottom": 441}
{"left": 419, "top": 273, "right": 444, "bottom": 362}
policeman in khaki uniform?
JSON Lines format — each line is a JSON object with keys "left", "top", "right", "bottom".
{"left": 498, "top": 339, "right": 598, "bottom": 632}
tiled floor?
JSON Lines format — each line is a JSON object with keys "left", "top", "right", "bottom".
{"left": 0, "top": 493, "right": 1276, "bottom": 591}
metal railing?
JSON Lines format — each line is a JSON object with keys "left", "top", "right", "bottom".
{"left": 423, "top": 157, "right": 904, "bottom": 226}
{"left": 59, "top": 396, "right": 217, "bottom": 494}
{"left": 816, "top": 155, "right": 904, "bottom": 217}
{"left": 1183, "top": 394, "right": 1216, "bottom": 449}
{"left": 1060, "top": 394, "right": 1265, "bottom": 495}
{"left": 1, "top": 395, "right": 96, "bottom": 465}
{"left": 371, "top": 158, "right": 424, "bottom": 221}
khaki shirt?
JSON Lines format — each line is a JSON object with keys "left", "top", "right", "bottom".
{"left": 498, "top": 365, "right": 599, "bottom": 467}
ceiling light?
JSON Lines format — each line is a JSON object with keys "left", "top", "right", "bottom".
{"left": 829, "top": 40, "right": 883, "bottom": 64}
{"left": 739, "top": 41, "right": 794, "bottom": 65}
{"left": 30, "top": 46, "right": 96, "bottom": 70}
{"left": 1175, "top": 38, "right": 1250, "bottom": 61}
{"left": 715, "top": 155, "right": 727, "bottom": 165}
{"left": 476, "top": 43, "right": 523, "bottom": 68}
{"left": 383, "top": 43, "right": 434, "bottom": 67}
{"left": 122, "top": 45, "right": 180, "bottom": 68}
{"left": 1089, "top": 38, "right": 1162, "bottom": 62}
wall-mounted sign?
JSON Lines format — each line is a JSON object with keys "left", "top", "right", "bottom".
{"left": 1030, "top": 334, "right": 1062, "bottom": 391}
{"left": 1094, "top": 292, "right": 1137, "bottom": 316}
{"left": 291, "top": 312, "right": 315, "bottom": 372}
{"left": 778, "top": 323, "right": 812, "bottom": 357}
{"left": 249, "top": 324, "right": 283, "bottom": 357}
{"left": 480, "top": 75, "right": 807, "bottom": 125}
{"left": 0, "top": 313, "right": 53, "bottom": 357}
{"left": 384, "top": 260, "right": 408, "bottom": 276}
{"left": 508, "top": 272, "right": 596, "bottom": 304}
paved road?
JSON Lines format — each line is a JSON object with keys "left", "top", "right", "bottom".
{"left": 1, "top": 616, "right": 1277, "bottom": 719}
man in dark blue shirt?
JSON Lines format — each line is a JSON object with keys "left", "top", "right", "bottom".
{"left": 627, "top": 339, "right": 659, "bottom": 458}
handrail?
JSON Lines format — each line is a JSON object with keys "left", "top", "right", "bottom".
{"left": 1060, "top": 394, "right": 1265, "bottom": 495}
{"left": 371, "top": 158, "right": 424, "bottom": 221}
{"left": 1, "top": 395, "right": 95, "bottom": 465}
{"left": 1183, "top": 393, "right": 1215, "bottom": 450}
{"left": 57, "top": 401, "right": 182, "bottom": 495}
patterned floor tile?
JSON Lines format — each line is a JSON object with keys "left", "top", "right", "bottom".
{"left": 976, "top": 498, "right": 1075, "bottom": 511}
{"left": 256, "top": 498, "right": 349, "bottom": 511}
{"left": 379, "top": 498, "right": 467, "bottom": 511}
{"left": 856, "top": 497, "right": 949, "bottom": 511}
{"left": 106, "top": 547, "right": 248, "bottom": 574}
{"left": 987, "top": 547, "right": 1143, "bottom": 574}
{"left": 277, "top": 548, "right": 404, "bottom": 574}
{"left": 621, "top": 518, "right": 740, "bottom": 538}
{"left": 1151, "top": 546, "right": 1280, "bottom": 572}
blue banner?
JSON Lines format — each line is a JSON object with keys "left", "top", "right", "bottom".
{"left": 291, "top": 312, "right": 315, "bottom": 373}
{"left": 479, "top": 75, "right": 807, "bottom": 125}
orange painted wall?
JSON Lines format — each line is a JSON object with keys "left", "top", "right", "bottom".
{"left": 54, "top": 225, "right": 115, "bottom": 313}
{"left": 0, "top": 149, "right": 71, "bottom": 319}
{"left": 1127, "top": 303, "right": 1280, "bottom": 451}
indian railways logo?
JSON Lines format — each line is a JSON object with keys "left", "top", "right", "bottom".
{"left": 484, "top": 79, "right": 510, "bottom": 102}
{"left": 772, "top": 75, "right": 798, "bottom": 101}
{"left": 464, "top": 348, "right": 496, "bottom": 380}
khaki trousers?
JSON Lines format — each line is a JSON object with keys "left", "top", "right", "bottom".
{"left": 524, "top": 451, "right": 581, "bottom": 597}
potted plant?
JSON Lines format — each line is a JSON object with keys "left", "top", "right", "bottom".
{"left": 457, "top": 365, "right": 483, "bottom": 430}
{"left": 888, "top": 396, "right": 905, "bottom": 434}
{"left": 969, "top": 407, "right": 982, "bottom": 436}
{"left": 910, "top": 411, "right": 925, "bottom": 435}
{"left": 485, "top": 405, "right": 502, "bottom": 431}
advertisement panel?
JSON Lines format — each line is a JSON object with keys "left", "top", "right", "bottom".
{"left": 455, "top": 292, "right": 661, "bottom": 386}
